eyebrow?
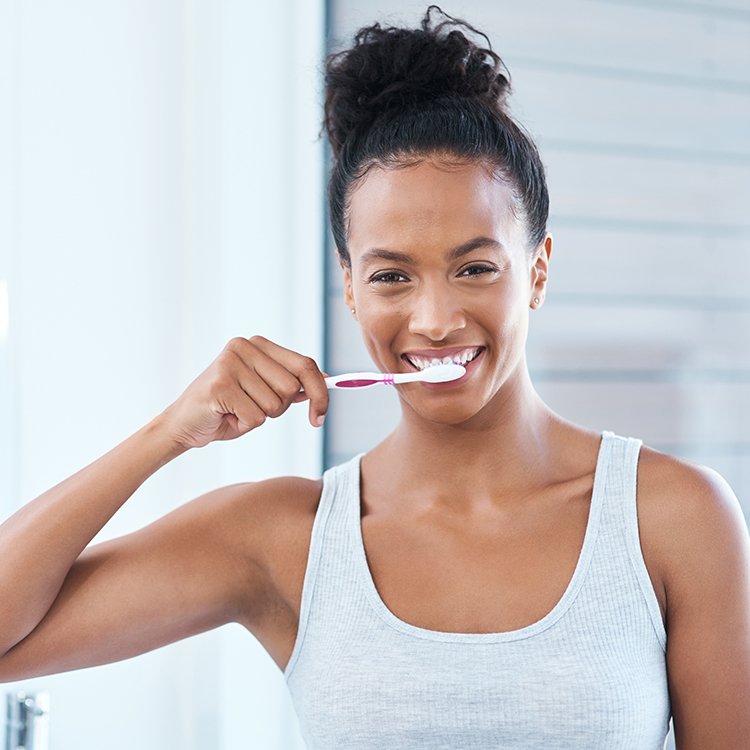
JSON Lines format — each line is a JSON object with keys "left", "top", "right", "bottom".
{"left": 359, "top": 236, "right": 507, "bottom": 266}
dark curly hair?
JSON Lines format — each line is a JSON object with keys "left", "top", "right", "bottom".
{"left": 324, "top": 5, "right": 549, "bottom": 267}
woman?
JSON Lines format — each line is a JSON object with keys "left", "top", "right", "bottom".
{"left": 1, "top": 7, "right": 748, "bottom": 749}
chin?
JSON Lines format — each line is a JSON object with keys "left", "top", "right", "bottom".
{"left": 399, "top": 394, "right": 488, "bottom": 427}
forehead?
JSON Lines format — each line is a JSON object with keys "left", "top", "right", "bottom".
{"left": 346, "top": 159, "right": 520, "bottom": 259}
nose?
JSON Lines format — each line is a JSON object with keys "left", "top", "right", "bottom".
{"left": 407, "top": 281, "right": 467, "bottom": 341}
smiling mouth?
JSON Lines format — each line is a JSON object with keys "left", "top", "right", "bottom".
{"left": 403, "top": 347, "right": 483, "bottom": 371}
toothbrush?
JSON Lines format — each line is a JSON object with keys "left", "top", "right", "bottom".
{"left": 325, "top": 362, "right": 466, "bottom": 390}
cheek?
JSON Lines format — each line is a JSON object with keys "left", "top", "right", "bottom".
{"left": 473, "top": 283, "right": 522, "bottom": 323}
{"left": 362, "top": 314, "right": 399, "bottom": 349}
{"left": 354, "top": 304, "right": 401, "bottom": 359}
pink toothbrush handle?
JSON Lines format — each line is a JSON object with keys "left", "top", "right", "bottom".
{"left": 328, "top": 373, "right": 396, "bottom": 389}
{"left": 334, "top": 379, "right": 381, "bottom": 388}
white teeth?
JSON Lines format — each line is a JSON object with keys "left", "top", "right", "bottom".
{"left": 406, "top": 347, "right": 480, "bottom": 371}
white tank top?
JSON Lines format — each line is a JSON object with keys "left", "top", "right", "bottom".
{"left": 284, "top": 430, "right": 671, "bottom": 749}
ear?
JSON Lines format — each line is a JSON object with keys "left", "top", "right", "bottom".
{"left": 530, "top": 233, "right": 552, "bottom": 305}
{"left": 341, "top": 259, "right": 355, "bottom": 311}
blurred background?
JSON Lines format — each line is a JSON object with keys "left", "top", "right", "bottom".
{"left": 1, "top": 0, "right": 748, "bottom": 747}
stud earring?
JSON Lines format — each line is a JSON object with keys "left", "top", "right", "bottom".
{"left": 350, "top": 308, "right": 356, "bottom": 316}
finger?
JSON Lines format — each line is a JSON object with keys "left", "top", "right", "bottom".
{"left": 222, "top": 347, "right": 302, "bottom": 419}
{"left": 230, "top": 363, "right": 288, "bottom": 418}
{"left": 251, "top": 354, "right": 310, "bottom": 410}
{"left": 296, "top": 363, "right": 329, "bottom": 427}
{"left": 293, "top": 372, "right": 329, "bottom": 403}
{"left": 228, "top": 337, "right": 310, "bottom": 407}
{"left": 244, "top": 337, "right": 329, "bottom": 426}
{"left": 219, "top": 384, "right": 268, "bottom": 434}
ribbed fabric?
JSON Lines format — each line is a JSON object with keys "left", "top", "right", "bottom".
{"left": 284, "top": 431, "right": 671, "bottom": 749}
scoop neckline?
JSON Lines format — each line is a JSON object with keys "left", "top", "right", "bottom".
{"left": 349, "top": 430, "right": 614, "bottom": 643}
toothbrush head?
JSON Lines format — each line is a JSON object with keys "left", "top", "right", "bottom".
{"left": 420, "top": 363, "right": 466, "bottom": 383}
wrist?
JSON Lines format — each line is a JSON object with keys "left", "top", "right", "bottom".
{"left": 141, "top": 411, "right": 192, "bottom": 465}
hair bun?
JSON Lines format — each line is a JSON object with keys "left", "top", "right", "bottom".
{"left": 325, "top": 5, "right": 511, "bottom": 158}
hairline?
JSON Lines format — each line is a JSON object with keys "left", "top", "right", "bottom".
{"left": 340, "top": 150, "right": 530, "bottom": 266}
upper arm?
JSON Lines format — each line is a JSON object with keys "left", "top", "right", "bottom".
{"left": 654, "top": 460, "right": 750, "bottom": 748}
{"left": 0, "top": 481, "right": 274, "bottom": 682}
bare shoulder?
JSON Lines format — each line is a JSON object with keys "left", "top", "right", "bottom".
{"left": 634, "top": 443, "right": 750, "bottom": 625}
{"left": 636, "top": 446, "right": 750, "bottom": 744}
{"left": 636, "top": 443, "right": 741, "bottom": 529}
{"left": 205, "top": 474, "right": 322, "bottom": 568}
{"left": 212, "top": 474, "right": 322, "bottom": 521}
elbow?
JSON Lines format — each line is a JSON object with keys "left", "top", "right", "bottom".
{"left": 0, "top": 647, "right": 34, "bottom": 684}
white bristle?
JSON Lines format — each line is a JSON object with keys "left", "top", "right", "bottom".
{"left": 420, "top": 363, "right": 466, "bottom": 383}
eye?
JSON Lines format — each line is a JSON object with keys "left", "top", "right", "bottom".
{"left": 369, "top": 270, "right": 409, "bottom": 285}
{"left": 459, "top": 264, "right": 497, "bottom": 277}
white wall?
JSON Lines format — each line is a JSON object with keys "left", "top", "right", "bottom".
{"left": 1, "top": 0, "right": 323, "bottom": 747}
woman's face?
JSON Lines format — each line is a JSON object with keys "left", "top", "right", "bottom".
{"left": 342, "top": 158, "right": 551, "bottom": 426}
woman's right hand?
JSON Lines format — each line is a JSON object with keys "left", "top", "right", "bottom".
{"left": 160, "top": 336, "right": 329, "bottom": 450}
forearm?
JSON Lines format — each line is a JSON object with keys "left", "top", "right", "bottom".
{"left": 0, "top": 413, "right": 187, "bottom": 655}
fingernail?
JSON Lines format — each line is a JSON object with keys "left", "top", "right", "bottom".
{"left": 315, "top": 414, "right": 326, "bottom": 427}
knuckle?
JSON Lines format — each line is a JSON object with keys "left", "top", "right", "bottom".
{"left": 266, "top": 395, "right": 285, "bottom": 418}
{"left": 226, "top": 336, "right": 247, "bottom": 352}
{"left": 247, "top": 334, "right": 267, "bottom": 348}
{"left": 279, "top": 379, "right": 302, "bottom": 400}
{"left": 298, "top": 356, "right": 319, "bottom": 374}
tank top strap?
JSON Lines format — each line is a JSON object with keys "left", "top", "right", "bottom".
{"left": 596, "top": 430, "right": 667, "bottom": 651}
{"left": 283, "top": 455, "right": 363, "bottom": 681}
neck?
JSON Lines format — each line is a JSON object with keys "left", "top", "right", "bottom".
{"left": 371, "top": 365, "right": 563, "bottom": 509}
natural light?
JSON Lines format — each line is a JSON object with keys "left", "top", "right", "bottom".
{"left": 0, "top": 280, "right": 8, "bottom": 342}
